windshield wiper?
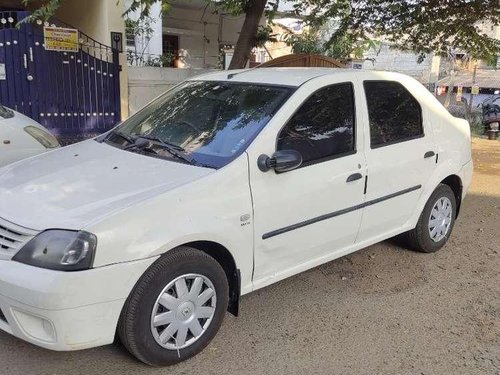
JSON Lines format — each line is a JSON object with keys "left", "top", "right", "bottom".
{"left": 106, "top": 131, "right": 135, "bottom": 146}
{"left": 132, "top": 135, "right": 216, "bottom": 169}
{"left": 137, "top": 134, "right": 185, "bottom": 151}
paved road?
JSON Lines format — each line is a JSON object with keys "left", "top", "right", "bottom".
{"left": 1, "top": 138, "right": 499, "bottom": 375}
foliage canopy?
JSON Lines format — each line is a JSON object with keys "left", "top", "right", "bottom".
{"left": 294, "top": 0, "right": 500, "bottom": 62}
{"left": 21, "top": 0, "right": 500, "bottom": 67}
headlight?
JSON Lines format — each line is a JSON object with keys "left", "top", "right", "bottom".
{"left": 24, "top": 126, "right": 60, "bottom": 148}
{"left": 12, "top": 230, "right": 97, "bottom": 271}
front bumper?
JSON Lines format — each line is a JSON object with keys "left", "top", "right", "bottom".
{"left": 0, "top": 257, "right": 157, "bottom": 351}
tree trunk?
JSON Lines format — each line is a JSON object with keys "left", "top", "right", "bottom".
{"left": 228, "top": 0, "right": 267, "bottom": 70}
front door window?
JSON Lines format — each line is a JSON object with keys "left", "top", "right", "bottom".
{"left": 277, "top": 82, "right": 356, "bottom": 167}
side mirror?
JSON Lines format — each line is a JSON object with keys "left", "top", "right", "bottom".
{"left": 257, "top": 150, "right": 303, "bottom": 173}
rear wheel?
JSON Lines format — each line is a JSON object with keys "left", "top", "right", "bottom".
{"left": 118, "top": 247, "right": 229, "bottom": 366}
{"left": 405, "top": 184, "right": 457, "bottom": 253}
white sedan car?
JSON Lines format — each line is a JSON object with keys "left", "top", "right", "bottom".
{"left": 0, "top": 105, "right": 60, "bottom": 167}
{"left": 0, "top": 69, "right": 472, "bottom": 366}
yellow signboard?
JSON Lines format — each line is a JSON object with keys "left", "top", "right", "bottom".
{"left": 471, "top": 85, "right": 480, "bottom": 95}
{"left": 44, "top": 26, "right": 79, "bottom": 52}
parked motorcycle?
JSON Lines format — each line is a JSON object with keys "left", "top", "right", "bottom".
{"left": 482, "top": 90, "right": 500, "bottom": 140}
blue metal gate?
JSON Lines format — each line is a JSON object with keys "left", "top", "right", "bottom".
{"left": 0, "top": 11, "right": 121, "bottom": 139}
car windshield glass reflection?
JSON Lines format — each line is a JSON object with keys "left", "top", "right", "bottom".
{"left": 0, "top": 104, "right": 14, "bottom": 119}
{"left": 106, "top": 81, "right": 293, "bottom": 168}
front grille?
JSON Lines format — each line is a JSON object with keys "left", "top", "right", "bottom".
{"left": 0, "top": 218, "right": 37, "bottom": 258}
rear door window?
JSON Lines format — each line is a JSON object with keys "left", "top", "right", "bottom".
{"left": 364, "top": 81, "right": 423, "bottom": 148}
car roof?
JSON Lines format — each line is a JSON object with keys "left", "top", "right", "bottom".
{"left": 189, "top": 67, "right": 414, "bottom": 87}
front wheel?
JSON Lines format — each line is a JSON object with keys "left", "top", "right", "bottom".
{"left": 118, "top": 247, "right": 229, "bottom": 366}
{"left": 404, "top": 184, "right": 457, "bottom": 253}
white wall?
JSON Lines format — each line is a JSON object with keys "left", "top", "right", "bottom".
{"left": 146, "top": 3, "right": 163, "bottom": 57}
{"left": 128, "top": 67, "right": 216, "bottom": 113}
{"left": 126, "top": 0, "right": 163, "bottom": 58}
{"left": 56, "top": 0, "right": 125, "bottom": 46}
{"left": 362, "top": 43, "right": 441, "bottom": 85}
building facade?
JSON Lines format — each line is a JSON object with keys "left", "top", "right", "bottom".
{"left": 126, "top": 0, "right": 248, "bottom": 69}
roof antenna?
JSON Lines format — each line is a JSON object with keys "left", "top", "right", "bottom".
{"left": 227, "top": 62, "right": 264, "bottom": 80}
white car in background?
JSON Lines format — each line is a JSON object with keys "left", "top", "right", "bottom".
{"left": 0, "top": 69, "right": 472, "bottom": 366}
{"left": 0, "top": 105, "right": 59, "bottom": 167}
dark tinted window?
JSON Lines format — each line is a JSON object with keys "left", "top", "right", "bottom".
{"left": 364, "top": 81, "right": 423, "bottom": 147}
{"left": 277, "top": 83, "right": 355, "bottom": 165}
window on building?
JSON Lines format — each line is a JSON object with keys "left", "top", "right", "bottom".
{"left": 162, "top": 34, "right": 179, "bottom": 67}
{"left": 125, "top": 19, "right": 136, "bottom": 48}
{"left": 364, "top": 81, "right": 423, "bottom": 148}
{"left": 277, "top": 83, "right": 356, "bottom": 165}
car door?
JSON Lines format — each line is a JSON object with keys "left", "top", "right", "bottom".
{"left": 247, "top": 80, "right": 367, "bottom": 288}
{"left": 356, "top": 79, "right": 437, "bottom": 242}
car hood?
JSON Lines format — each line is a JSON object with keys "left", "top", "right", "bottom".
{"left": 0, "top": 106, "right": 48, "bottom": 130}
{"left": 0, "top": 140, "right": 213, "bottom": 230}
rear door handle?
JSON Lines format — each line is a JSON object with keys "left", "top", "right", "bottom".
{"left": 346, "top": 173, "right": 363, "bottom": 182}
{"left": 424, "top": 151, "right": 435, "bottom": 158}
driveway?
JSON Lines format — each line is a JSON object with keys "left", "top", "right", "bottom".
{"left": 1, "top": 138, "right": 498, "bottom": 375}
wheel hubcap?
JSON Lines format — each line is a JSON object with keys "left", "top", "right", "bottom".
{"left": 428, "top": 196, "right": 453, "bottom": 242}
{"left": 150, "top": 273, "right": 216, "bottom": 350}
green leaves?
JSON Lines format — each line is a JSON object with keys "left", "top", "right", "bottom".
{"left": 19, "top": 0, "right": 63, "bottom": 25}
{"left": 255, "top": 25, "right": 277, "bottom": 47}
{"left": 285, "top": 20, "right": 380, "bottom": 60}
{"left": 285, "top": 30, "right": 325, "bottom": 54}
{"left": 123, "top": 0, "right": 172, "bottom": 19}
{"left": 348, "top": 0, "right": 500, "bottom": 61}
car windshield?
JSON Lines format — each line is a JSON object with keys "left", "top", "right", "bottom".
{"left": 0, "top": 104, "right": 14, "bottom": 119}
{"left": 105, "top": 81, "right": 293, "bottom": 169}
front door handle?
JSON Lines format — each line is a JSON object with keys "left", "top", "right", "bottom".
{"left": 424, "top": 151, "right": 435, "bottom": 158}
{"left": 346, "top": 173, "right": 363, "bottom": 183}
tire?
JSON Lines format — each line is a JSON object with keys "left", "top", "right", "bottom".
{"left": 118, "top": 247, "right": 229, "bottom": 366}
{"left": 404, "top": 184, "right": 457, "bottom": 253}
